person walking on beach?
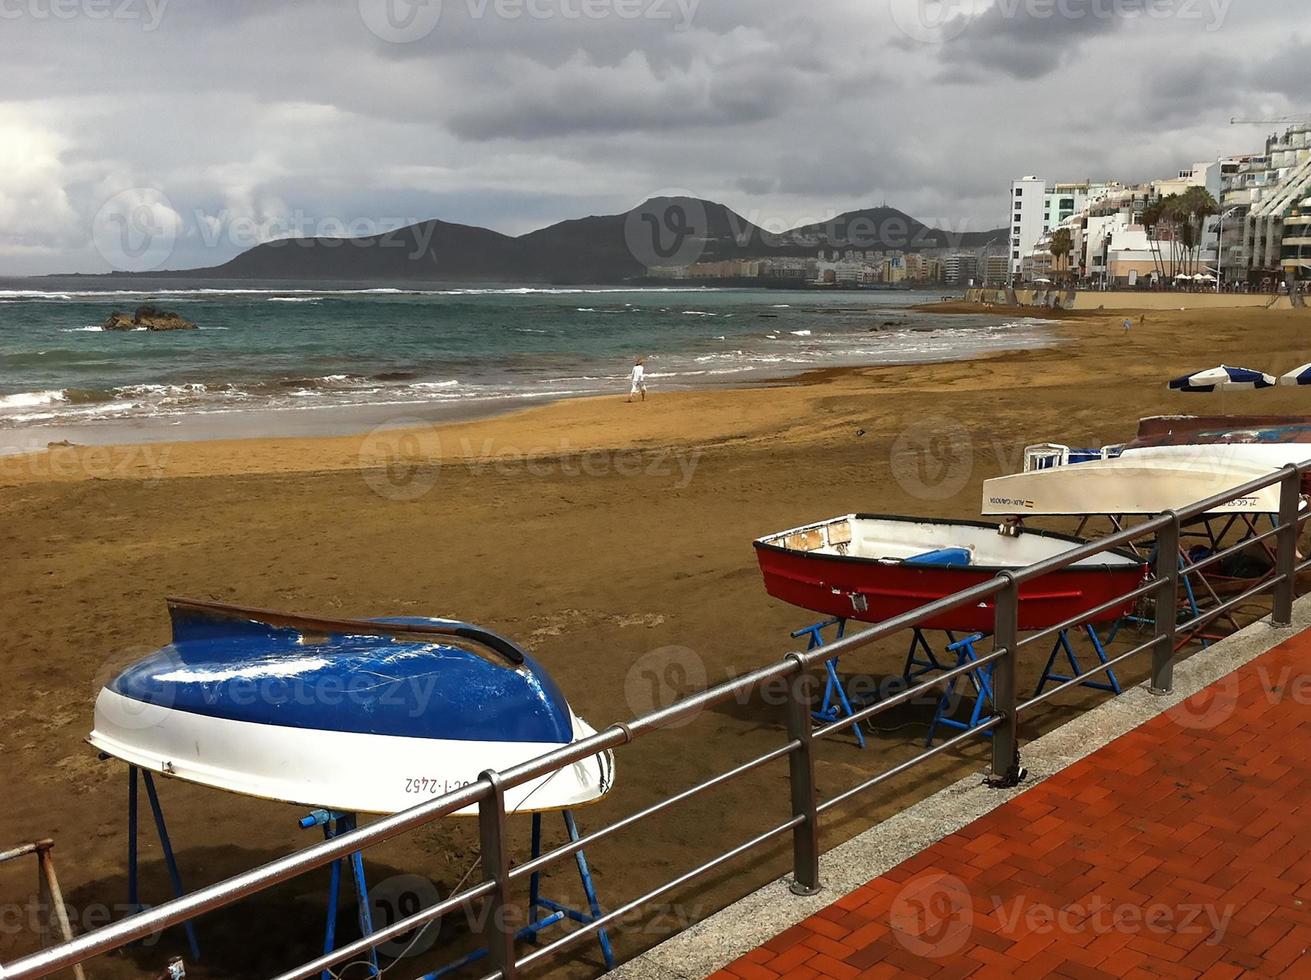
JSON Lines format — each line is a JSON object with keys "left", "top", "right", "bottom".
{"left": 627, "top": 356, "right": 647, "bottom": 403}
{"left": 1122, "top": 317, "right": 1132, "bottom": 334}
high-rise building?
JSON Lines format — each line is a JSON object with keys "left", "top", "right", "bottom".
{"left": 1009, "top": 178, "right": 1119, "bottom": 277}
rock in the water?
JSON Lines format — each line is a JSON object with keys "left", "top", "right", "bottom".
{"left": 101, "top": 306, "right": 198, "bottom": 331}
{"left": 101, "top": 311, "right": 136, "bottom": 331}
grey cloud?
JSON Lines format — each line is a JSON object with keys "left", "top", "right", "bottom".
{"left": 0, "top": 0, "right": 1306, "bottom": 274}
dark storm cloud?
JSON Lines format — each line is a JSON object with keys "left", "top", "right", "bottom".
{"left": 937, "top": 0, "right": 1231, "bottom": 80}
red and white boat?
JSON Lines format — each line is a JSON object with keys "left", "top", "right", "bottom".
{"left": 754, "top": 515, "right": 1148, "bottom": 632}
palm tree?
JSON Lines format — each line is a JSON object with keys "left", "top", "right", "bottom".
{"left": 1049, "top": 228, "right": 1073, "bottom": 282}
{"left": 1178, "top": 186, "right": 1218, "bottom": 277}
{"left": 1143, "top": 189, "right": 1219, "bottom": 282}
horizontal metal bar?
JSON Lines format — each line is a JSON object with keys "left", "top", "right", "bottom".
{"left": 818, "top": 718, "right": 1002, "bottom": 814}
{"left": 514, "top": 816, "right": 804, "bottom": 971}
{"left": 0, "top": 776, "right": 501, "bottom": 980}
{"left": 1176, "top": 575, "right": 1283, "bottom": 636}
{"left": 269, "top": 880, "right": 497, "bottom": 980}
{"left": 1178, "top": 524, "right": 1281, "bottom": 578}
{"left": 510, "top": 740, "right": 799, "bottom": 882}
{"left": 792, "top": 580, "right": 1010, "bottom": 672}
{"left": 1016, "top": 634, "right": 1161, "bottom": 714}
{"left": 813, "top": 649, "right": 1007, "bottom": 740}
{"left": 1017, "top": 577, "right": 1163, "bottom": 650}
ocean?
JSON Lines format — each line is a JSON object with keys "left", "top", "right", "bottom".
{"left": 0, "top": 279, "right": 1055, "bottom": 451}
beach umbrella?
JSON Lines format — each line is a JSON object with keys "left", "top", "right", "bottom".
{"left": 1170, "top": 364, "right": 1275, "bottom": 413}
{"left": 1169, "top": 365, "right": 1276, "bottom": 393}
{"left": 1280, "top": 363, "right": 1311, "bottom": 386}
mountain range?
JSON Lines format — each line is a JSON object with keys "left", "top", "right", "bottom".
{"left": 181, "top": 199, "right": 1005, "bottom": 284}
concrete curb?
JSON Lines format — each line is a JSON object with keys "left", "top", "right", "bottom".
{"left": 609, "top": 598, "right": 1311, "bottom": 979}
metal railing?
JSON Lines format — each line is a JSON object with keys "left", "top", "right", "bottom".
{"left": 5, "top": 462, "right": 1310, "bottom": 980}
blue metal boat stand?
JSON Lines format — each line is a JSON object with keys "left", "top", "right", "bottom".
{"left": 904, "top": 628, "right": 953, "bottom": 681}
{"left": 791, "top": 618, "right": 864, "bottom": 748}
{"left": 299, "top": 808, "right": 614, "bottom": 979}
{"left": 1032, "top": 624, "right": 1123, "bottom": 698}
{"left": 925, "top": 634, "right": 996, "bottom": 747}
{"left": 299, "top": 810, "right": 379, "bottom": 980}
{"left": 125, "top": 765, "right": 201, "bottom": 961}
{"left": 791, "top": 621, "right": 963, "bottom": 749}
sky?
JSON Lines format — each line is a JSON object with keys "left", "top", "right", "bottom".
{"left": 0, "top": 0, "right": 1306, "bottom": 275}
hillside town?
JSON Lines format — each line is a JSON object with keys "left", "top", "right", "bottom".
{"left": 645, "top": 121, "right": 1311, "bottom": 293}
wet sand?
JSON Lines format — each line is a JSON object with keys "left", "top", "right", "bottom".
{"left": 2, "top": 304, "right": 1309, "bottom": 978}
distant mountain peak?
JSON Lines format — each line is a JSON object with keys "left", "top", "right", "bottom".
{"left": 173, "top": 198, "right": 1003, "bottom": 283}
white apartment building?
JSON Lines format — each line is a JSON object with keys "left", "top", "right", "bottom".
{"left": 1009, "top": 178, "right": 1118, "bottom": 277}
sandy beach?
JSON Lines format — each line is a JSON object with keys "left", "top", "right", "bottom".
{"left": 3, "top": 303, "right": 1310, "bottom": 978}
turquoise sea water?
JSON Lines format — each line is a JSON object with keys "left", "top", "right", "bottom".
{"left": 0, "top": 279, "right": 1054, "bottom": 444}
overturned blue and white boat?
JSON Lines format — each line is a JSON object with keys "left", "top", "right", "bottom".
{"left": 89, "top": 598, "right": 614, "bottom": 815}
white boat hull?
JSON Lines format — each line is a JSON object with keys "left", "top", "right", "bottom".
{"left": 983, "top": 456, "right": 1285, "bottom": 517}
{"left": 89, "top": 688, "right": 614, "bottom": 816}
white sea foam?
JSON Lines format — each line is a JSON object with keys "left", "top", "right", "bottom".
{"left": 790, "top": 330, "right": 812, "bottom": 337}
{"left": 0, "top": 390, "right": 67, "bottom": 410}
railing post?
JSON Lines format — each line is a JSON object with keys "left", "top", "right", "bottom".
{"left": 989, "top": 573, "right": 1023, "bottom": 787}
{"left": 478, "top": 771, "right": 517, "bottom": 979}
{"left": 1151, "top": 512, "right": 1180, "bottom": 695}
{"left": 784, "top": 655, "right": 821, "bottom": 896}
{"left": 1274, "top": 465, "right": 1300, "bottom": 627}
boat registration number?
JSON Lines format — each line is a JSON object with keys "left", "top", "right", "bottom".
{"left": 404, "top": 776, "right": 473, "bottom": 796}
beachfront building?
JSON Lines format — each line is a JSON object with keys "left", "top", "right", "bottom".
{"left": 1241, "top": 125, "right": 1311, "bottom": 286}
{"left": 983, "top": 253, "right": 1009, "bottom": 285}
{"left": 1153, "top": 162, "right": 1223, "bottom": 201}
{"left": 1009, "top": 177, "right": 1118, "bottom": 277}
{"left": 942, "top": 253, "right": 975, "bottom": 285}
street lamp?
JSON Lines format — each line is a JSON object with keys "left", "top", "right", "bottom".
{"left": 1217, "top": 207, "right": 1242, "bottom": 294}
